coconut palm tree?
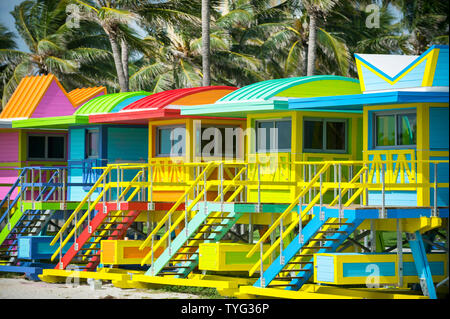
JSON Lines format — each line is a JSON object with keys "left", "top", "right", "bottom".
{"left": 202, "top": 0, "right": 211, "bottom": 86}
{"left": 0, "top": 0, "right": 113, "bottom": 108}
{"left": 255, "top": 0, "right": 351, "bottom": 77}
{"left": 390, "top": 0, "right": 449, "bottom": 54}
{"left": 71, "top": 0, "right": 208, "bottom": 92}
{"left": 0, "top": 24, "right": 17, "bottom": 109}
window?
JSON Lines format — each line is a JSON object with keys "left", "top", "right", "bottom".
{"left": 303, "top": 118, "right": 347, "bottom": 153}
{"left": 27, "top": 135, "right": 66, "bottom": 160}
{"left": 256, "top": 119, "right": 291, "bottom": 152}
{"left": 85, "top": 129, "right": 99, "bottom": 158}
{"left": 196, "top": 125, "right": 240, "bottom": 158}
{"left": 374, "top": 111, "right": 416, "bottom": 148}
{"left": 155, "top": 125, "right": 186, "bottom": 156}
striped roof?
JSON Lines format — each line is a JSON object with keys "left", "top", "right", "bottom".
{"left": 218, "top": 76, "right": 360, "bottom": 102}
{"left": 0, "top": 74, "right": 106, "bottom": 119}
{"left": 11, "top": 91, "right": 150, "bottom": 129}
{"left": 75, "top": 91, "right": 150, "bottom": 115}
{"left": 181, "top": 76, "right": 361, "bottom": 117}
{"left": 88, "top": 86, "right": 238, "bottom": 124}
{"left": 67, "top": 87, "right": 107, "bottom": 107}
{"left": 122, "top": 86, "right": 237, "bottom": 111}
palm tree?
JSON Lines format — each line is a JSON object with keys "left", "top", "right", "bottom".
{"left": 0, "top": 24, "right": 17, "bottom": 109}
{"left": 0, "top": 24, "right": 16, "bottom": 50}
{"left": 202, "top": 0, "right": 211, "bottom": 86}
{"left": 391, "top": 0, "right": 449, "bottom": 54}
{"left": 72, "top": 0, "right": 209, "bottom": 92}
{"left": 295, "top": 0, "right": 340, "bottom": 76}
{"left": 129, "top": 2, "right": 265, "bottom": 91}
{"left": 321, "top": 1, "right": 410, "bottom": 77}
{"left": 69, "top": 0, "right": 142, "bottom": 92}
{"left": 256, "top": 0, "right": 351, "bottom": 77}
{"left": 0, "top": 0, "right": 113, "bottom": 108}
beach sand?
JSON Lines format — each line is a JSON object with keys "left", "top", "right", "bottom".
{"left": 0, "top": 276, "right": 203, "bottom": 299}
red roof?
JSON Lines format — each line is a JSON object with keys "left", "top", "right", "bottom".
{"left": 89, "top": 86, "right": 240, "bottom": 124}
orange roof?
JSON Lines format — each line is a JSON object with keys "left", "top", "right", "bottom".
{"left": 67, "top": 87, "right": 107, "bottom": 107}
{"left": 0, "top": 74, "right": 106, "bottom": 119}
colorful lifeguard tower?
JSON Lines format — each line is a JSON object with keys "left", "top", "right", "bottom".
{"left": 11, "top": 46, "right": 448, "bottom": 299}
{"left": 0, "top": 74, "right": 105, "bottom": 278}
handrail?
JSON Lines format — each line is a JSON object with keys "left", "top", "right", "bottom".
{"left": 50, "top": 166, "right": 113, "bottom": 246}
{"left": 138, "top": 161, "right": 218, "bottom": 252}
{"left": 81, "top": 170, "right": 144, "bottom": 259}
{"left": 140, "top": 165, "right": 247, "bottom": 266}
{"left": 50, "top": 185, "right": 111, "bottom": 261}
{"left": 328, "top": 166, "right": 368, "bottom": 206}
{"left": 247, "top": 186, "right": 330, "bottom": 276}
{"left": 0, "top": 168, "right": 28, "bottom": 209}
{"left": 246, "top": 162, "right": 331, "bottom": 259}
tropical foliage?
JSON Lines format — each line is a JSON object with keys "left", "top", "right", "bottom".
{"left": 0, "top": 0, "right": 448, "bottom": 109}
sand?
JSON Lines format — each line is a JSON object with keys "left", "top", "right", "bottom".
{"left": 0, "top": 277, "right": 203, "bottom": 299}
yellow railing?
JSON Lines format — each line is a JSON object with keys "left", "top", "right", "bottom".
{"left": 138, "top": 162, "right": 219, "bottom": 265}
{"left": 171, "top": 166, "right": 247, "bottom": 263}
{"left": 43, "top": 157, "right": 447, "bottom": 267}
{"left": 245, "top": 158, "right": 448, "bottom": 276}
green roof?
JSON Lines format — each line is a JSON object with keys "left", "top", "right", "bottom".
{"left": 74, "top": 91, "right": 149, "bottom": 115}
{"left": 218, "top": 75, "right": 360, "bottom": 102}
{"left": 12, "top": 91, "right": 149, "bottom": 129}
{"left": 181, "top": 75, "right": 361, "bottom": 117}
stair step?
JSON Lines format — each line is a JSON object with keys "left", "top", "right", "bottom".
{"left": 305, "top": 246, "right": 331, "bottom": 249}
{"left": 175, "top": 252, "right": 199, "bottom": 255}
{"left": 274, "top": 276, "right": 305, "bottom": 280}
{"left": 11, "top": 232, "right": 37, "bottom": 235}
{"left": 316, "top": 230, "right": 347, "bottom": 234}
{"left": 14, "top": 226, "right": 38, "bottom": 229}
{"left": 181, "top": 245, "right": 199, "bottom": 248}
{"left": 286, "top": 261, "right": 313, "bottom": 265}
{"left": 323, "top": 222, "right": 354, "bottom": 226}
{"left": 197, "top": 231, "right": 222, "bottom": 234}
{"left": 309, "top": 238, "right": 340, "bottom": 242}
{"left": 206, "top": 217, "right": 234, "bottom": 219}
{"left": 163, "top": 266, "right": 191, "bottom": 269}
{"left": 278, "top": 269, "right": 311, "bottom": 273}
{"left": 100, "top": 222, "right": 128, "bottom": 225}
{"left": 293, "top": 254, "right": 314, "bottom": 257}
{"left": 267, "top": 284, "right": 297, "bottom": 287}
{"left": 281, "top": 267, "right": 311, "bottom": 271}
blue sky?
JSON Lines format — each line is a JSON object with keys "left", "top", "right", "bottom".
{"left": 0, "top": 0, "right": 28, "bottom": 51}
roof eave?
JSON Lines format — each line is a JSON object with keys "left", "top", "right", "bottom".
{"left": 180, "top": 100, "right": 288, "bottom": 117}
{"left": 288, "top": 91, "right": 449, "bottom": 111}
{"left": 12, "top": 115, "right": 90, "bottom": 129}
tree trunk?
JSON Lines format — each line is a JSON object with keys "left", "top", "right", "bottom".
{"left": 121, "top": 38, "right": 129, "bottom": 91}
{"left": 201, "top": 0, "right": 211, "bottom": 86}
{"left": 107, "top": 32, "right": 128, "bottom": 92}
{"left": 306, "top": 13, "right": 317, "bottom": 77}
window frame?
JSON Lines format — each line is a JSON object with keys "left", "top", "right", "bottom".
{"left": 85, "top": 129, "right": 100, "bottom": 159}
{"left": 302, "top": 117, "right": 348, "bottom": 154}
{"left": 195, "top": 124, "right": 242, "bottom": 158}
{"left": 155, "top": 124, "right": 186, "bottom": 157}
{"left": 255, "top": 118, "right": 292, "bottom": 153}
{"left": 27, "top": 134, "right": 66, "bottom": 161}
{"left": 372, "top": 110, "right": 417, "bottom": 149}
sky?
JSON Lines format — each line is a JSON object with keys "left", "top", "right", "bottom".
{"left": 0, "top": 0, "right": 29, "bottom": 51}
